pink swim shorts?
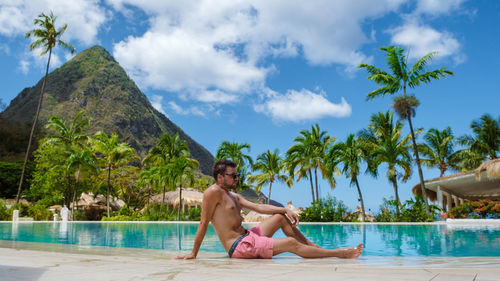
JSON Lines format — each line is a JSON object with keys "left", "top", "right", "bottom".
{"left": 229, "top": 225, "right": 274, "bottom": 259}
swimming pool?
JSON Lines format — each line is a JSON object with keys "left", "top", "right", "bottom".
{"left": 1, "top": 222, "right": 499, "bottom": 257}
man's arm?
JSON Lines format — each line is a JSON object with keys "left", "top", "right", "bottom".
{"left": 237, "top": 194, "right": 299, "bottom": 226}
{"left": 175, "top": 188, "right": 219, "bottom": 259}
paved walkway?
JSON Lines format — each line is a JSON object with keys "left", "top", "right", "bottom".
{"left": 1, "top": 245, "right": 499, "bottom": 281}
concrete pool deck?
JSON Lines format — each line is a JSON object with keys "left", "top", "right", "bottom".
{"left": 1, "top": 242, "right": 500, "bottom": 281}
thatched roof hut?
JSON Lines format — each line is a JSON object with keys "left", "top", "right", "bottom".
{"left": 69, "top": 193, "right": 125, "bottom": 211}
{"left": 149, "top": 188, "right": 203, "bottom": 212}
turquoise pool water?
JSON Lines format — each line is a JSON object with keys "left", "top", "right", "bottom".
{"left": 1, "top": 222, "right": 499, "bottom": 257}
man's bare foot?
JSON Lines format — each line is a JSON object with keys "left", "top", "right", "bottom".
{"left": 340, "top": 243, "right": 363, "bottom": 258}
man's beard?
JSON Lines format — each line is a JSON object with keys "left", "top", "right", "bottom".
{"left": 223, "top": 179, "right": 237, "bottom": 190}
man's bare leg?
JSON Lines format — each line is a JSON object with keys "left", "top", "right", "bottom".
{"left": 273, "top": 238, "right": 363, "bottom": 259}
{"left": 259, "top": 214, "right": 319, "bottom": 247}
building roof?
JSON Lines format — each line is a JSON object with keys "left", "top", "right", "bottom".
{"left": 412, "top": 159, "right": 500, "bottom": 201}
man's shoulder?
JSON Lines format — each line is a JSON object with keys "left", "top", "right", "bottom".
{"left": 204, "top": 184, "right": 224, "bottom": 198}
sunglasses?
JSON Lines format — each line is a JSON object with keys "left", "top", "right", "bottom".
{"left": 225, "top": 173, "right": 240, "bottom": 179}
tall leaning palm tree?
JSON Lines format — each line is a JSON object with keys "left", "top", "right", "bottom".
{"left": 17, "top": 12, "right": 75, "bottom": 203}
{"left": 359, "top": 111, "right": 412, "bottom": 214}
{"left": 359, "top": 46, "right": 453, "bottom": 214}
{"left": 327, "top": 134, "right": 372, "bottom": 222}
{"left": 419, "top": 127, "right": 462, "bottom": 177}
{"left": 248, "top": 149, "right": 290, "bottom": 204}
{"left": 90, "top": 132, "right": 136, "bottom": 217}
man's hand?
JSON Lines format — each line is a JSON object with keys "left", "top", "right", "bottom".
{"left": 284, "top": 209, "right": 299, "bottom": 227}
{"left": 174, "top": 253, "right": 196, "bottom": 260}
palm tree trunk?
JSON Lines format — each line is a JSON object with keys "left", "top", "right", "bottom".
{"left": 354, "top": 177, "right": 366, "bottom": 222}
{"left": 72, "top": 177, "right": 79, "bottom": 220}
{"left": 177, "top": 184, "right": 182, "bottom": 221}
{"left": 148, "top": 184, "right": 151, "bottom": 205}
{"left": 162, "top": 185, "right": 166, "bottom": 205}
{"left": 314, "top": 167, "right": 319, "bottom": 201}
{"left": 391, "top": 175, "right": 401, "bottom": 216}
{"left": 267, "top": 181, "right": 273, "bottom": 205}
{"left": 107, "top": 164, "right": 111, "bottom": 217}
{"left": 66, "top": 174, "right": 72, "bottom": 207}
{"left": 16, "top": 48, "right": 52, "bottom": 203}
{"left": 308, "top": 169, "right": 315, "bottom": 203}
{"left": 407, "top": 116, "right": 430, "bottom": 215}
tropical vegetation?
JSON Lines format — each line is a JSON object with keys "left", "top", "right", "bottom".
{"left": 2, "top": 11, "right": 499, "bottom": 223}
{"left": 17, "top": 11, "right": 76, "bottom": 204}
{"left": 359, "top": 46, "right": 454, "bottom": 215}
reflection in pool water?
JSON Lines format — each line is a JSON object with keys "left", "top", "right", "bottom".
{"left": 1, "top": 222, "right": 499, "bottom": 257}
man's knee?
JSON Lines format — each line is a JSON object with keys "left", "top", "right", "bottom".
{"left": 272, "top": 213, "right": 288, "bottom": 225}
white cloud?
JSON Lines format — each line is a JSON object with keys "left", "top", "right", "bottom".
{"left": 415, "top": 0, "right": 466, "bottom": 16}
{"left": 168, "top": 101, "right": 209, "bottom": 117}
{"left": 0, "top": 0, "right": 107, "bottom": 44}
{"left": 150, "top": 94, "right": 166, "bottom": 115}
{"left": 113, "top": 30, "right": 267, "bottom": 98}
{"left": 254, "top": 89, "right": 351, "bottom": 123}
{"left": 18, "top": 60, "right": 29, "bottom": 74}
{"left": 0, "top": 0, "right": 108, "bottom": 74}
{"left": 110, "top": 0, "right": 405, "bottom": 110}
{"left": 389, "top": 22, "right": 462, "bottom": 63}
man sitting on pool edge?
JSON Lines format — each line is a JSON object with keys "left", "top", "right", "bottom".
{"left": 175, "top": 159, "right": 363, "bottom": 259}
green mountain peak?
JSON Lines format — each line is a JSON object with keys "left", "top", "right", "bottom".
{"left": 0, "top": 45, "right": 214, "bottom": 174}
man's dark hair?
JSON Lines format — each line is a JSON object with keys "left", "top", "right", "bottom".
{"left": 213, "top": 159, "right": 236, "bottom": 179}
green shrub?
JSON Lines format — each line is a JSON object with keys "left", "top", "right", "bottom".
{"left": 188, "top": 207, "right": 201, "bottom": 221}
{"left": 10, "top": 203, "right": 30, "bottom": 217}
{"left": 446, "top": 200, "right": 500, "bottom": 219}
{"left": 0, "top": 199, "right": 10, "bottom": 220}
{"left": 142, "top": 203, "right": 178, "bottom": 221}
{"left": 299, "top": 196, "right": 353, "bottom": 222}
{"left": 73, "top": 210, "right": 89, "bottom": 221}
{"left": 102, "top": 214, "right": 143, "bottom": 221}
{"left": 27, "top": 202, "right": 53, "bottom": 221}
{"left": 375, "top": 196, "right": 438, "bottom": 222}
{"left": 102, "top": 205, "right": 143, "bottom": 221}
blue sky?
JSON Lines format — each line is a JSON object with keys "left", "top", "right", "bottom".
{"left": 1, "top": 0, "right": 499, "bottom": 212}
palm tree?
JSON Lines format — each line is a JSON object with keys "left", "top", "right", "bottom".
{"left": 359, "top": 111, "right": 412, "bottom": 214}
{"left": 359, "top": 46, "right": 453, "bottom": 214}
{"left": 143, "top": 133, "right": 190, "bottom": 165}
{"left": 16, "top": 11, "right": 75, "bottom": 203}
{"left": 41, "top": 110, "right": 90, "bottom": 149}
{"left": 286, "top": 124, "right": 335, "bottom": 203}
{"left": 143, "top": 133, "right": 195, "bottom": 204}
{"left": 112, "top": 165, "right": 141, "bottom": 209}
{"left": 137, "top": 168, "right": 160, "bottom": 205}
{"left": 327, "top": 134, "right": 372, "bottom": 222}
{"left": 419, "top": 127, "right": 462, "bottom": 177}
{"left": 167, "top": 157, "right": 199, "bottom": 220}
{"left": 460, "top": 114, "right": 500, "bottom": 161}
{"left": 215, "top": 141, "right": 253, "bottom": 189}
{"left": 90, "top": 132, "right": 136, "bottom": 217}
{"left": 286, "top": 134, "right": 315, "bottom": 202}
{"left": 65, "top": 146, "right": 98, "bottom": 214}
{"left": 248, "top": 149, "right": 290, "bottom": 204}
